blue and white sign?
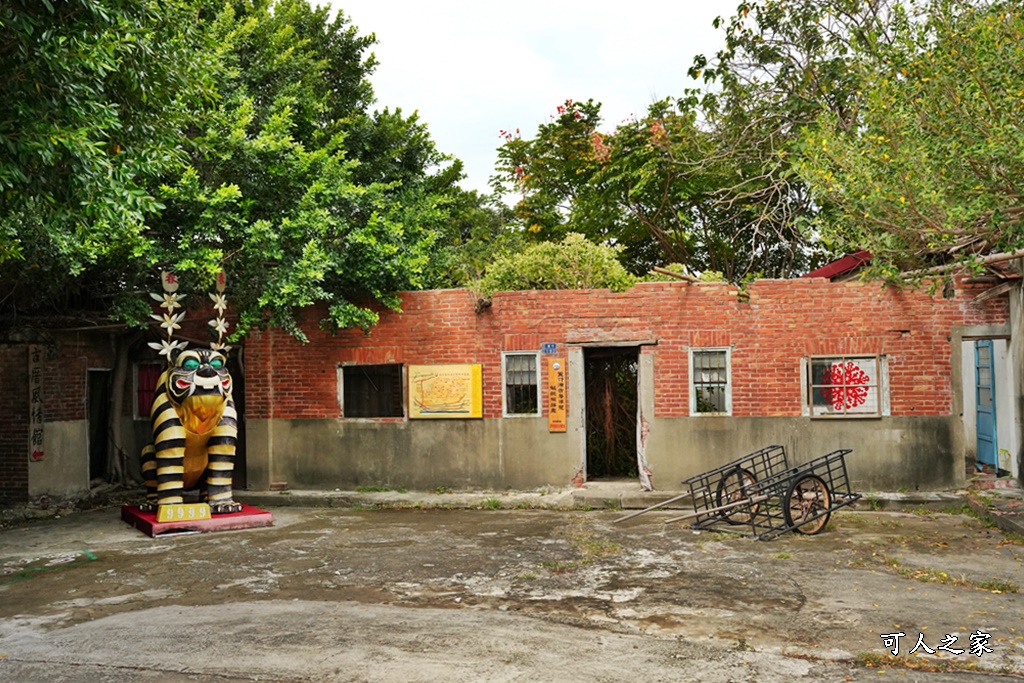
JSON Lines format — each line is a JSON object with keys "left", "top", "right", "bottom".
{"left": 541, "top": 342, "right": 558, "bottom": 355}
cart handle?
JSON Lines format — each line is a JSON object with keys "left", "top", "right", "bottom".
{"left": 663, "top": 494, "right": 770, "bottom": 525}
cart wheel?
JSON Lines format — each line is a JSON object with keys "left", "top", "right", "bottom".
{"left": 784, "top": 474, "right": 832, "bottom": 535}
{"left": 716, "top": 467, "right": 759, "bottom": 525}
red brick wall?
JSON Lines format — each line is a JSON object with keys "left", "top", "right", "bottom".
{"left": 45, "top": 334, "right": 114, "bottom": 422}
{"left": 246, "top": 280, "right": 1009, "bottom": 421}
{"left": 1, "top": 334, "right": 116, "bottom": 506}
{"left": 0, "top": 344, "right": 30, "bottom": 505}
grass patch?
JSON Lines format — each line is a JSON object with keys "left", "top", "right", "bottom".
{"left": 975, "top": 578, "right": 1020, "bottom": 593}
{"left": 773, "top": 552, "right": 792, "bottom": 560}
{"left": 878, "top": 555, "right": 1017, "bottom": 592}
{"left": 434, "top": 485, "right": 452, "bottom": 495}
{"left": 356, "top": 485, "right": 391, "bottom": 493}
{"left": 540, "top": 560, "right": 585, "bottom": 573}
{"left": 542, "top": 516, "right": 622, "bottom": 573}
{"left": 857, "top": 651, "right": 980, "bottom": 674}
{"left": 603, "top": 499, "right": 623, "bottom": 510}
{"left": 480, "top": 498, "right": 503, "bottom": 510}
{"left": 694, "top": 531, "right": 732, "bottom": 547}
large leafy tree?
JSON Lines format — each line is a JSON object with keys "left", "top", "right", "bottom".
{"left": 687, "top": 0, "right": 904, "bottom": 267}
{"left": 1, "top": 0, "right": 469, "bottom": 485}
{"left": 155, "top": 0, "right": 462, "bottom": 339}
{"left": 0, "top": 0, "right": 464, "bottom": 339}
{"left": 0, "top": 0, "right": 214, "bottom": 318}
{"left": 492, "top": 2, "right": 925, "bottom": 281}
{"left": 493, "top": 95, "right": 818, "bottom": 280}
{"left": 798, "top": 0, "right": 1023, "bottom": 277}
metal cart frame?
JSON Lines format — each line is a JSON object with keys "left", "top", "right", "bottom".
{"left": 616, "top": 445, "right": 860, "bottom": 540}
{"left": 680, "top": 448, "right": 861, "bottom": 540}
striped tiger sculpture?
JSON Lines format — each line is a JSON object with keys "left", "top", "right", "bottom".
{"left": 140, "top": 348, "right": 242, "bottom": 514}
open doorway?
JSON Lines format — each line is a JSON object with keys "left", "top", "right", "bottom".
{"left": 87, "top": 369, "right": 111, "bottom": 481}
{"left": 961, "top": 337, "right": 1017, "bottom": 479}
{"left": 584, "top": 347, "right": 639, "bottom": 479}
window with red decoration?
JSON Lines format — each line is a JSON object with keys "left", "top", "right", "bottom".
{"left": 807, "top": 356, "right": 883, "bottom": 417}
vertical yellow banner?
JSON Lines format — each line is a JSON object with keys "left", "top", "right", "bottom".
{"left": 547, "top": 357, "right": 567, "bottom": 432}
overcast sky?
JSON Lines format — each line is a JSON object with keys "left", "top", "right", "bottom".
{"left": 329, "top": 1, "right": 740, "bottom": 195}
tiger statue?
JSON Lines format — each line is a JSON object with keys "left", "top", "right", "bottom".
{"left": 140, "top": 348, "right": 242, "bottom": 514}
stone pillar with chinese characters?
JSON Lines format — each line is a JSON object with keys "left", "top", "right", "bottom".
{"left": 28, "top": 345, "right": 45, "bottom": 462}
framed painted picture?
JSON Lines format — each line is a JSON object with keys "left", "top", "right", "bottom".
{"left": 408, "top": 364, "right": 483, "bottom": 419}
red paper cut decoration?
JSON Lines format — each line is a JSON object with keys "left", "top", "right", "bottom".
{"left": 824, "top": 361, "right": 870, "bottom": 411}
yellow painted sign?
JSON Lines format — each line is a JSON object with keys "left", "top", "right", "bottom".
{"left": 156, "top": 503, "right": 211, "bottom": 523}
{"left": 408, "top": 364, "right": 483, "bottom": 419}
{"left": 547, "top": 357, "right": 567, "bottom": 432}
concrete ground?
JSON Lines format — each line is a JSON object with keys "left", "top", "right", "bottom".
{"left": 1, "top": 486, "right": 1023, "bottom": 682}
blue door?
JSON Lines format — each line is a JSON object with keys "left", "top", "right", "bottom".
{"left": 975, "top": 340, "right": 997, "bottom": 468}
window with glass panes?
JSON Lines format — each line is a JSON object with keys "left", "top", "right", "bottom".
{"left": 690, "top": 348, "right": 730, "bottom": 414}
{"left": 807, "top": 355, "right": 881, "bottom": 417}
{"left": 502, "top": 352, "right": 540, "bottom": 415}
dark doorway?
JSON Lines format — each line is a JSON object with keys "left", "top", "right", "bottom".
{"left": 584, "top": 347, "right": 639, "bottom": 479}
{"left": 229, "top": 354, "right": 248, "bottom": 490}
{"left": 87, "top": 370, "right": 111, "bottom": 481}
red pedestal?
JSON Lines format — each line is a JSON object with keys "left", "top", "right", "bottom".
{"left": 121, "top": 504, "right": 274, "bottom": 537}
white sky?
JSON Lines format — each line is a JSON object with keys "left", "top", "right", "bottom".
{"left": 329, "top": 1, "right": 739, "bottom": 195}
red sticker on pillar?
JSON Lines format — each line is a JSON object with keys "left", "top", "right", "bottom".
{"left": 547, "top": 357, "right": 567, "bottom": 433}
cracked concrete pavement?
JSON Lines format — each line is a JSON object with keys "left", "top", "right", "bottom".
{"left": 1, "top": 504, "right": 1023, "bottom": 682}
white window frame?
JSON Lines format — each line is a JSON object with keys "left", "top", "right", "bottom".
{"left": 689, "top": 347, "right": 732, "bottom": 416}
{"left": 501, "top": 351, "right": 541, "bottom": 417}
{"left": 802, "top": 355, "right": 890, "bottom": 419}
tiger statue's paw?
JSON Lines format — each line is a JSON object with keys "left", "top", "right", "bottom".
{"left": 210, "top": 501, "right": 243, "bottom": 515}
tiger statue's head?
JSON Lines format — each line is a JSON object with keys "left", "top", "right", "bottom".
{"left": 168, "top": 348, "right": 232, "bottom": 406}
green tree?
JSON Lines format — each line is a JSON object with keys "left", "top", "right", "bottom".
{"left": 798, "top": 0, "right": 1024, "bottom": 277}
{"left": 492, "top": 99, "right": 604, "bottom": 244}
{"left": 0, "top": 0, "right": 466, "bottom": 339}
{"left": 683, "top": 0, "right": 910, "bottom": 277}
{"left": 154, "top": 0, "right": 462, "bottom": 339}
{"left": 492, "top": 96, "right": 816, "bottom": 280}
{"left": 441, "top": 189, "right": 520, "bottom": 284}
{"left": 475, "top": 232, "right": 636, "bottom": 298}
{"left": 0, "top": 0, "right": 214, "bottom": 313}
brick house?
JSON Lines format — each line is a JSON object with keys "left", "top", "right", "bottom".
{"left": 1, "top": 276, "right": 1018, "bottom": 506}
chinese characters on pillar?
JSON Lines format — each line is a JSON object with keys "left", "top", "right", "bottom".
{"left": 28, "top": 345, "right": 44, "bottom": 462}
{"left": 547, "top": 357, "right": 567, "bottom": 433}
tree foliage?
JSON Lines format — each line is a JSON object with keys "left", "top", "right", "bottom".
{"left": 0, "top": 0, "right": 465, "bottom": 339}
{"left": 0, "top": 0, "right": 212, "bottom": 303}
{"left": 475, "top": 232, "right": 636, "bottom": 297}
{"left": 688, "top": 1, "right": 907, "bottom": 261}
{"left": 798, "top": 0, "right": 1024, "bottom": 277}
{"left": 153, "top": 0, "right": 461, "bottom": 339}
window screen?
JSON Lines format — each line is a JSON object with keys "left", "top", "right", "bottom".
{"left": 504, "top": 353, "right": 539, "bottom": 415}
